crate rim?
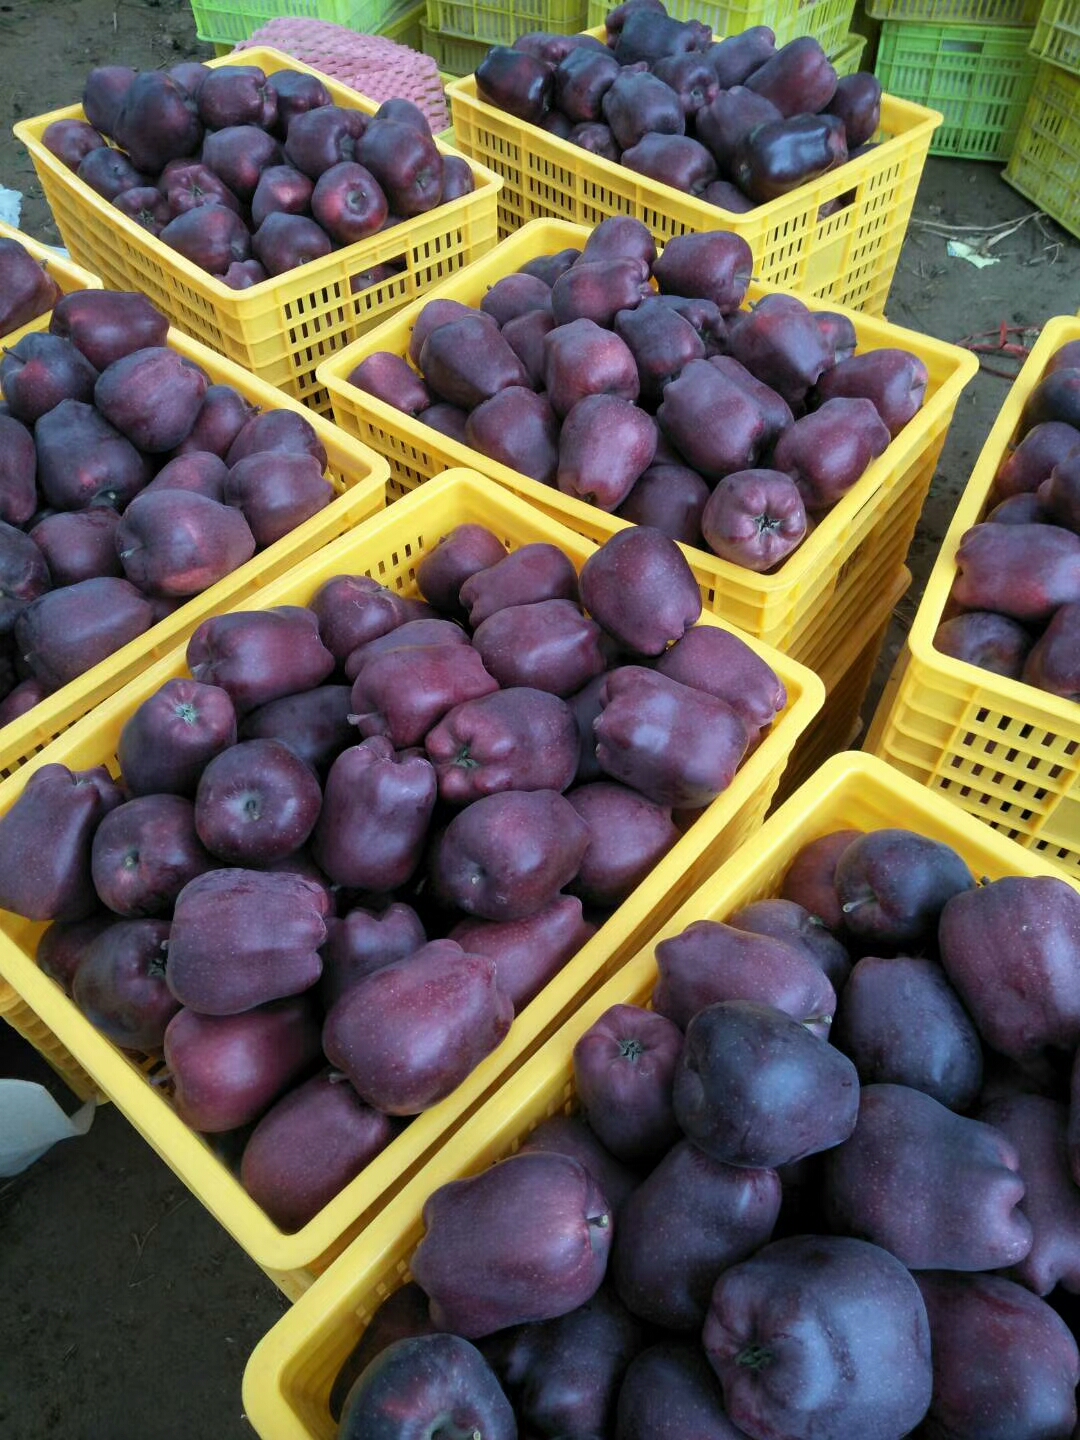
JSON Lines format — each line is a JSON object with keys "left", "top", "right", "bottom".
{"left": 316, "top": 216, "right": 980, "bottom": 600}
{"left": 0, "top": 322, "right": 390, "bottom": 776}
{"left": 13, "top": 45, "right": 504, "bottom": 305}
{"left": 904, "top": 314, "right": 1080, "bottom": 728}
{"left": 445, "top": 67, "right": 944, "bottom": 228}
{"left": 0, "top": 468, "right": 823, "bottom": 1281}
{"left": 241, "top": 746, "right": 1079, "bottom": 1440}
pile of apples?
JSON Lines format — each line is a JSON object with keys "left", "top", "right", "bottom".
{"left": 0, "top": 234, "right": 67, "bottom": 334}
{"left": 475, "top": 0, "right": 883, "bottom": 209}
{"left": 331, "top": 824, "right": 1080, "bottom": 1440}
{"left": 935, "top": 337, "right": 1080, "bottom": 701}
{"left": 42, "top": 62, "right": 474, "bottom": 287}
{"left": 0, "top": 288, "right": 336, "bottom": 727}
{"left": 351, "top": 217, "right": 928, "bottom": 572}
{"left": 0, "top": 518, "right": 787, "bottom": 1230}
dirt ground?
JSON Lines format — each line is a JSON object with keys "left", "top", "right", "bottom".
{"left": 0, "top": 2, "right": 1078, "bottom": 1436}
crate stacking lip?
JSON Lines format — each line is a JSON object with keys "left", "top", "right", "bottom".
{"left": 445, "top": 40, "right": 942, "bottom": 316}
{"left": 0, "top": 470, "right": 822, "bottom": 1299}
{"left": 13, "top": 47, "right": 503, "bottom": 415}
{"left": 240, "top": 748, "right": 1080, "bottom": 1440}
{"left": 426, "top": 0, "right": 589, "bottom": 44}
{"left": 865, "top": 0, "right": 1040, "bottom": 22}
{"left": 866, "top": 315, "right": 1080, "bottom": 879}
{"left": 0, "top": 219, "right": 103, "bottom": 345}
{"left": 1030, "top": 0, "right": 1080, "bottom": 77}
{"left": 1004, "top": 60, "right": 1080, "bottom": 243}
{"left": 874, "top": 19, "right": 1039, "bottom": 162}
{"left": 316, "top": 217, "right": 979, "bottom": 670}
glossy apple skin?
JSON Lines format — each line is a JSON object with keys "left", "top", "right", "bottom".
{"left": 17, "top": 577, "right": 154, "bottom": 691}
{"left": 321, "top": 938, "right": 513, "bottom": 1114}
{"left": 166, "top": 868, "right": 328, "bottom": 1015}
{"left": 822, "top": 1082, "right": 1034, "bottom": 1271}
{"left": 460, "top": 541, "right": 578, "bottom": 625}
{"left": 117, "top": 678, "right": 237, "bottom": 798}
{"left": 163, "top": 995, "right": 321, "bottom": 1133}
{"left": 318, "top": 903, "right": 426, "bottom": 1010}
{"left": 915, "top": 1271, "right": 1080, "bottom": 1440}
{"left": 833, "top": 827, "right": 976, "bottom": 952}
{"left": 481, "top": 1282, "right": 643, "bottom": 1438}
{"left": 701, "top": 468, "right": 807, "bottom": 572}
{"left": 239, "top": 1068, "right": 399, "bottom": 1232}
{"left": 424, "top": 685, "right": 580, "bottom": 803}
{"left": 193, "top": 737, "right": 323, "bottom": 866}
{"left": 593, "top": 665, "right": 749, "bottom": 809}
{"left": 186, "top": 606, "right": 335, "bottom": 716}
{"left": 49, "top": 289, "right": 168, "bottom": 372}
{"left": 939, "top": 875, "right": 1080, "bottom": 1068}
{"left": 613, "top": 1139, "right": 781, "bottom": 1330}
{"left": 338, "top": 1334, "right": 516, "bottom": 1440}
{"left": 567, "top": 781, "right": 679, "bottom": 908}
{"left": 616, "top": 1341, "right": 746, "bottom": 1440}
{"left": 703, "top": 1234, "right": 932, "bottom": 1440}
{"left": 90, "top": 793, "right": 212, "bottom": 918}
{"left": 573, "top": 1003, "right": 682, "bottom": 1165}
{"left": 674, "top": 999, "right": 859, "bottom": 1168}
{"left": 432, "top": 788, "right": 590, "bottom": 922}
{"left": 115, "top": 489, "right": 256, "bottom": 597}
{"left": 654, "top": 918, "right": 837, "bottom": 1034}
{"left": 411, "top": 1150, "right": 613, "bottom": 1337}
{"left": 934, "top": 610, "right": 1033, "bottom": 680}
{"left": 311, "top": 737, "right": 436, "bottom": 892}
{"left": 449, "top": 896, "right": 595, "bottom": 1013}
{"left": 580, "top": 526, "right": 701, "bottom": 657}
{"left": 71, "top": 919, "right": 178, "bottom": 1050}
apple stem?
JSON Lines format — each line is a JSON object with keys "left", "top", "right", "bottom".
{"left": 735, "top": 1342, "right": 773, "bottom": 1372}
{"left": 841, "top": 898, "right": 868, "bottom": 914}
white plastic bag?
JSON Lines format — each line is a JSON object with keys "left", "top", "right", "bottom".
{"left": 0, "top": 1079, "right": 95, "bottom": 1176}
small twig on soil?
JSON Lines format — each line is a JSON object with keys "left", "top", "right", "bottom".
{"left": 128, "top": 1194, "right": 189, "bottom": 1285}
{"left": 60, "top": 1344, "right": 76, "bottom": 1364}
{"left": 910, "top": 210, "right": 1044, "bottom": 237}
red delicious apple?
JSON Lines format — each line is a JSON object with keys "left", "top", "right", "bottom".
{"left": 112, "top": 70, "right": 203, "bottom": 174}
{"left": 284, "top": 105, "right": 367, "bottom": 179}
{"left": 701, "top": 468, "right": 807, "bottom": 571}
{"left": 0, "top": 762, "right": 121, "bottom": 921}
{"left": 0, "top": 415, "right": 38, "bottom": 527}
{"left": 337, "top": 1335, "right": 515, "bottom": 1440}
{"left": 82, "top": 64, "right": 136, "bottom": 136}
{"left": 113, "top": 186, "right": 171, "bottom": 235}
{"left": 239, "top": 1068, "right": 399, "bottom": 1231}
{"left": 0, "top": 521, "right": 51, "bottom": 633}
{"left": 117, "top": 677, "right": 237, "bottom": 797}
{"left": 159, "top": 160, "right": 242, "bottom": 218}
{"left": 186, "top": 606, "right": 335, "bottom": 714}
{"left": 201, "top": 124, "right": 282, "bottom": 202}
{"left": 77, "top": 147, "right": 147, "bottom": 201}
{"left": 37, "top": 913, "right": 115, "bottom": 996}
{"left": 30, "top": 508, "right": 123, "bottom": 586}
{"left": 34, "top": 398, "right": 151, "bottom": 511}
{"left": 311, "top": 161, "right": 388, "bottom": 244}
{"left": 223, "top": 451, "right": 334, "bottom": 547}
{"left": 0, "top": 239, "right": 62, "bottom": 334}
{"left": 49, "top": 289, "right": 168, "bottom": 372}
{"left": 197, "top": 65, "right": 277, "bottom": 131}
{"left": 267, "top": 69, "right": 331, "bottom": 132}
{"left": 225, "top": 407, "right": 327, "bottom": 469}
{"left": 16, "top": 577, "right": 154, "bottom": 690}
{"left": 43, "top": 118, "right": 106, "bottom": 169}
{"left": 163, "top": 996, "right": 321, "bottom": 1132}
{"left": 173, "top": 384, "right": 255, "bottom": 459}
{"left": 193, "top": 737, "right": 323, "bottom": 865}
{"left": 94, "top": 346, "right": 208, "bottom": 452}
{"left": 322, "top": 938, "right": 513, "bottom": 1114}
{"left": 71, "top": 918, "right": 178, "bottom": 1050}
{"left": 159, "top": 204, "right": 251, "bottom": 276}
{"left": 91, "top": 793, "right": 212, "bottom": 917}
{"left": 167, "top": 867, "right": 328, "bottom": 1014}
{"left": 252, "top": 211, "right": 333, "bottom": 276}
{"left": 449, "top": 896, "right": 595, "bottom": 1013}
{"left": 411, "top": 1150, "right": 613, "bottom": 1337}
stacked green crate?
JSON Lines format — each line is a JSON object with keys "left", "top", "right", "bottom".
{"left": 1002, "top": 0, "right": 1080, "bottom": 237}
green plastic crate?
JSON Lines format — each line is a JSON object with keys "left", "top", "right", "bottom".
{"left": 866, "top": 0, "right": 1039, "bottom": 22}
{"left": 1005, "top": 59, "right": 1080, "bottom": 240}
{"left": 425, "top": 0, "right": 586, "bottom": 43}
{"left": 420, "top": 20, "right": 490, "bottom": 72}
{"left": 833, "top": 29, "right": 868, "bottom": 72}
{"left": 380, "top": 0, "right": 425, "bottom": 45}
{"left": 875, "top": 19, "right": 1038, "bottom": 159}
{"left": 1030, "top": 0, "right": 1080, "bottom": 76}
{"left": 191, "top": 0, "right": 398, "bottom": 47}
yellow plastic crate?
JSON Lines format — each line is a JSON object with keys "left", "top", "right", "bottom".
{"left": 317, "top": 218, "right": 978, "bottom": 671}
{"left": 866, "top": 316, "right": 1080, "bottom": 879}
{"left": 0, "top": 325, "right": 388, "bottom": 782}
{"left": 14, "top": 48, "right": 502, "bottom": 416}
{"left": 0, "top": 975, "right": 97, "bottom": 1102}
{"left": 242, "top": 747, "right": 1079, "bottom": 1440}
{"left": 0, "top": 220, "right": 103, "bottom": 346}
{"left": 775, "top": 565, "right": 911, "bottom": 805}
{"left": 0, "top": 470, "right": 821, "bottom": 1297}
{"left": 426, "top": 0, "right": 588, "bottom": 43}
{"left": 446, "top": 31, "right": 940, "bottom": 314}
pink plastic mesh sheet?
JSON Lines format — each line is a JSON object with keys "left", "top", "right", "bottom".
{"left": 237, "top": 17, "right": 449, "bottom": 132}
